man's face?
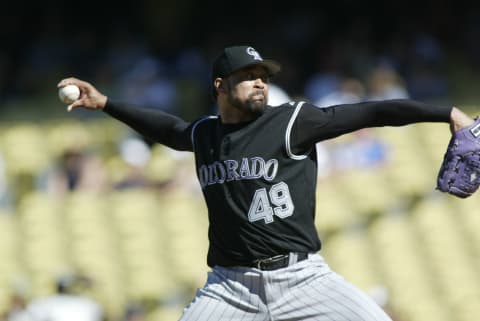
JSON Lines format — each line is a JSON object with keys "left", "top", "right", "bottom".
{"left": 224, "top": 65, "right": 270, "bottom": 115}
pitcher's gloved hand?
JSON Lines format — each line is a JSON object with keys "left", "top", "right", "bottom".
{"left": 437, "top": 117, "right": 480, "bottom": 198}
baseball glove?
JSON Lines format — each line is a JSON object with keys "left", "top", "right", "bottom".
{"left": 437, "top": 117, "right": 480, "bottom": 198}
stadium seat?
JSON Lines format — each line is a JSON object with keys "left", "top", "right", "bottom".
{"left": 410, "top": 197, "right": 480, "bottom": 319}
{"left": 334, "top": 167, "right": 396, "bottom": 219}
{"left": 322, "top": 229, "right": 382, "bottom": 291}
{"left": 1, "top": 124, "right": 52, "bottom": 177}
{"left": 0, "top": 210, "right": 22, "bottom": 313}
{"left": 368, "top": 214, "right": 452, "bottom": 321}
{"left": 413, "top": 123, "right": 451, "bottom": 165}
{"left": 315, "top": 180, "right": 358, "bottom": 233}
{"left": 377, "top": 126, "right": 436, "bottom": 197}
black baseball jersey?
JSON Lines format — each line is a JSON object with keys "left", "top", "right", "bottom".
{"left": 103, "top": 99, "right": 452, "bottom": 268}
{"left": 191, "top": 102, "right": 320, "bottom": 267}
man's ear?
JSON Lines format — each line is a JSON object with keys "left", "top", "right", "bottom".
{"left": 214, "top": 78, "right": 227, "bottom": 95}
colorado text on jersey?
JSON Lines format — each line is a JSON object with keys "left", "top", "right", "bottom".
{"left": 197, "top": 157, "right": 279, "bottom": 188}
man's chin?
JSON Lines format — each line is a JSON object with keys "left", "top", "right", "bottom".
{"left": 249, "top": 100, "right": 267, "bottom": 113}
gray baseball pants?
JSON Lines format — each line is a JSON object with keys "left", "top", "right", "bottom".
{"left": 179, "top": 254, "right": 392, "bottom": 321}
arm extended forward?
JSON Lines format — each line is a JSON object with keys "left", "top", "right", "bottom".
{"left": 57, "top": 77, "right": 192, "bottom": 151}
{"left": 292, "top": 99, "right": 474, "bottom": 151}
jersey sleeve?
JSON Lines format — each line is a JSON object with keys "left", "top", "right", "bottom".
{"left": 103, "top": 99, "right": 193, "bottom": 151}
{"left": 291, "top": 99, "right": 452, "bottom": 154}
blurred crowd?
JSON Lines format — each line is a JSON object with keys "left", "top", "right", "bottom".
{"left": 2, "top": 1, "right": 480, "bottom": 120}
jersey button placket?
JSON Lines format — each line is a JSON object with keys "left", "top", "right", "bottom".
{"left": 221, "top": 136, "right": 231, "bottom": 157}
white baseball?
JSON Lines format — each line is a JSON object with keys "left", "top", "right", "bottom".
{"left": 58, "top": 84, "right": 80, "bottom": 104}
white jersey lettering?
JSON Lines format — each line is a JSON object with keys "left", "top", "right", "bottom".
{"left": 213, "top": 161, "right": 226, "bottom": 184}
{"left": 197, "top": 157, "right": 279, "bottom": 188}
{"left": 224, "top": 159, "right": 240, "bottom": 182}
{"left": 249, "top": 157, "right": 265, "bottom": 179}
{"left": 264, "top": 159, "right": 279, "bottom": 181}
{"left": 239, "top": 157, "right": 251, "bottom": 178}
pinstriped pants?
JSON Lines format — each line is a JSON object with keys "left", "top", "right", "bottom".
{"left": 179, "top": 254, "right": 392, "bottom": 321}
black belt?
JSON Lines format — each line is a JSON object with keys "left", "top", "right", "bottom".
{"left": 251, "top": 252, "right": 308, "bottom": 271}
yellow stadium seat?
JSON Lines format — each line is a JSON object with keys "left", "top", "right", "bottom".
{"left": 410, "top": 197, "right": 480, "bottom": 317}
{"left": 413, "top": 123, "right": 451, "bottom": 165}
{"left": 377, "top": 126, "right": 437, "bottom": 197}
{"left": 333, "top": 167, "right": 397, "bottom": 219}
{"left": 1, "top": 124, "right": 52, "bottom": 177}
{"left": 369, "top": 214, "right": 451, "bottom": 320}
{"left": 47, "top": 120, "right": 93, "bottom": 158}
{"left": 322, "top": 229, "right": 382, "bottom": 291}
{"left": 315, "top": 180, "right": 358, "bottom": 233}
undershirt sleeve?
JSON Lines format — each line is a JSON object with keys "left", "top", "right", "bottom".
{"left": 291, "top": 99, "right": 453, "bottom": 154}
{"left": 103, "top": 99, "right": 193, "bottom": 151}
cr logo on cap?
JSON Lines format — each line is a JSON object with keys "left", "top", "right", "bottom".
{"left": 246, "top": 47, "right": 263, "bottom": 61}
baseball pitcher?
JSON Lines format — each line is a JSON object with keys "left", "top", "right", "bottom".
{"left": 58, "top": 45, "right": 478, "bottom": 321}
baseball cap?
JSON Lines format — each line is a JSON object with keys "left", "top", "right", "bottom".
{"left": 212, "top": 46, "right": 281, "bottom": 80}
{"left": 211, "top": 46, "right": 281, "bottom": 100}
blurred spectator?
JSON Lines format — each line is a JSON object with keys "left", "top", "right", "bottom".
{"left": 22, "top": 275, "right": 104, "bottom": 321}
{"left": 114, "top": 136, "right": 153, "bottom": 190}
{"left": 366, "top": 64, "right": 409, "bottom": 101}
{"left": 4, "top": 293, "right": 29, "bottom": 321}
{"left": 121, "top": 302, "right": 146, "bottom": 321}
{"left": 112, "top": 136, "right": 181, "bottom": 191}
{"left": 74, "top": 153, "right": 111, "bottom": 193}
{"left": 329, "top": 128, "right": 388, "bottom": 173}
{"left": 117, "top": 56, "right": 178, "bottom": 113}
{"left": 315, "top": 77, "right": 366, "bottom": 107}
{"left": 39, "top": 149, "right": 110, "bottom": 196}
{"left": 315, "top": 125, "right": 389, "bottom": 181}
{"left": 313, "top": 77, "right": 367, "bottom": 179}
{"left": 304, "top": 72, "right": 341, "bottom": 103}
{"left": 39, "top": 149, "right": 85, "bottom": 196}
{"left": 313, "top": 85, "right": 389, "bottom": 179}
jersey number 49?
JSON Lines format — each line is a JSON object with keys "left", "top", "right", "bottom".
{"left": 248, "top": 181, "right": 294, "bottom": 224}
